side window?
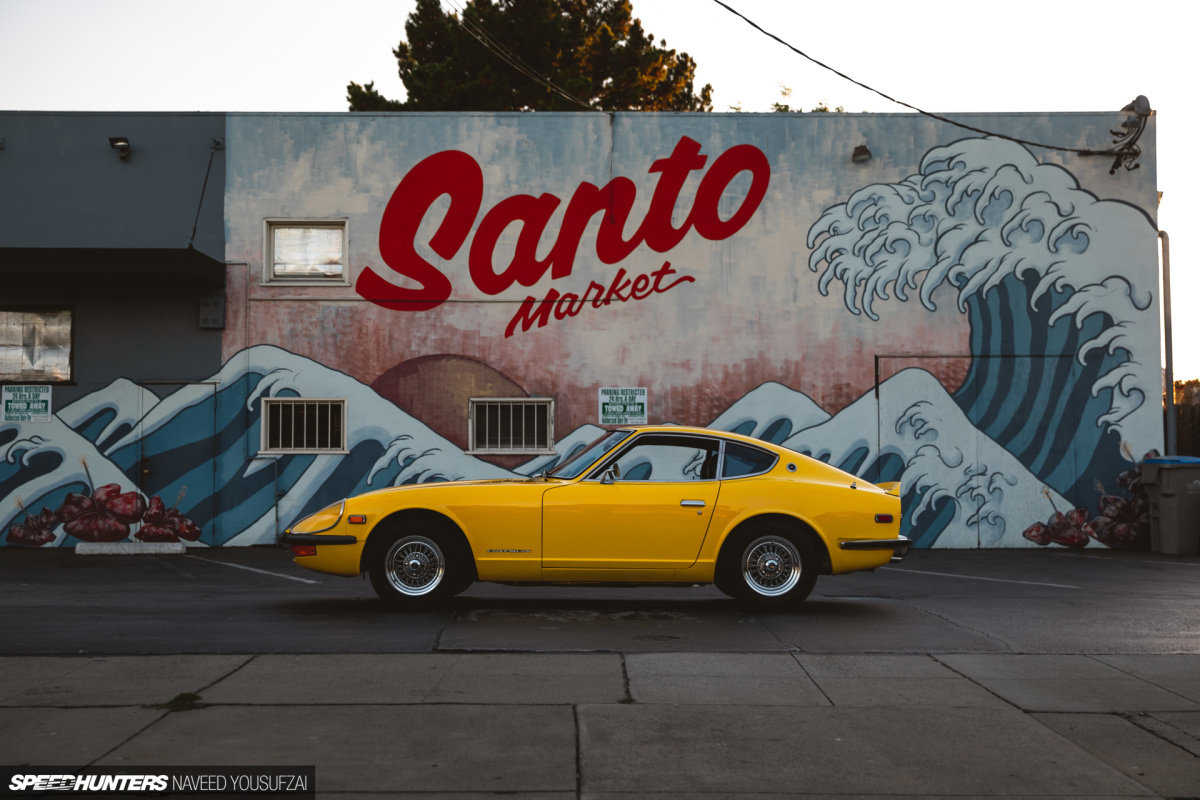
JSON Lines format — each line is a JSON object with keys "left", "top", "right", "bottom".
{"left": 600, "top": 435, "right": 720, "bottom": 482}
{"left": 722, "top": 442, "right": 778, "bottom": 478}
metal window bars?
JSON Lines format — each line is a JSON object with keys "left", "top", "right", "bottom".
{"left": 264, "top": 399, "right": 346, "bottom": 452}
{"left": 470, "top": 398, "right": 553, "bottom": 453}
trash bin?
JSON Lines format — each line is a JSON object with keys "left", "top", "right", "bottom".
{"left": 1141, "top": 456, "right": 1200, "bottom": 556}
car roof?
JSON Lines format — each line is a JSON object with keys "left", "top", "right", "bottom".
{"left": 616, "top": 425, "right": 786, "bottom": 451}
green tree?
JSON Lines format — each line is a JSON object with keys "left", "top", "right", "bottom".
{"left": 348, "top": 0, "right": 712, "bottom": 112}
{"left": 771, "top": 86, "right": 843, "bottom": 114}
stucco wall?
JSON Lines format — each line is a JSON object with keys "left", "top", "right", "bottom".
{"left": 2, "top": 111, "right": 1163, "bottom": 551}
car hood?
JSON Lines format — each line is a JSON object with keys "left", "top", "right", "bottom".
{"left": 354, "top": 476, "right": 561, "bottom": 501}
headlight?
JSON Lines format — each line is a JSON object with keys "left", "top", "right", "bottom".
{"left": 289, "top": 500, "right": 346, "bottom": 534}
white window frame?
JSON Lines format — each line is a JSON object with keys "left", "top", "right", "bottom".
{"left": 259, "top": 397, "right": 349, "bottom": 455}
{"left": 467, "top": 397, "right": 555, "bottom": 456}
{"left": 263, "top": 219, "right": 350, "bottom": 285}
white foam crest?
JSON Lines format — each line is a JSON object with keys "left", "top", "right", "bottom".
{"left": 708, "top": 382, "right": 830, "bottom": 439}
{"left": 807, "top": 136, "right": 1158, "bottom": 447}
{"left": 55, "top": 378, "right": 160, "bottom": 446}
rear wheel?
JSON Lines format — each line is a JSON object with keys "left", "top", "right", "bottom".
{"left": 715, "top": 522, "right": 818, "bottom": 606}
{"left": 368, "top": 526, "right": 473, "bottom": 606}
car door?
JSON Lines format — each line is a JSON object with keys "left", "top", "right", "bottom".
{"left": 541, "top": 433, "right": 721, "bottom": 570}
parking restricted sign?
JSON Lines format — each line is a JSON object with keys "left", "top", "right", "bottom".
{"left": 3, "top": 385, "right": 52, "bottom": 423}
{"left": 599, "top": 387, "right": 647, "bottom": 425}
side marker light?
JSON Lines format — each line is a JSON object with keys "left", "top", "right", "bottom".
{"left": 348, "top": 515, "right": 367, "bottom": 524}
{"left": 875, "top": 514, "right": 894, "bottom": 524}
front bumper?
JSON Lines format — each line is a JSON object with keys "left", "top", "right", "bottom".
{"left": 839, "top": 535, "right": 911, "bottom": 562}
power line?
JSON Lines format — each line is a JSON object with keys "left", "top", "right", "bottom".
{"left": 440, "top": 0, "right": 595, "bottom": 111}
{"left": 709, "top": 0, "right": 1147, "bottom": 167}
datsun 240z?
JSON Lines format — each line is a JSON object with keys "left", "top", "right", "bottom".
{"left": 280, "top": 426, "right": 909, "bottom": 606}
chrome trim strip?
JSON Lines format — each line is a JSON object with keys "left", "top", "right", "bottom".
{"left": 839, "top": 536, "right": 912, "bottom": 552}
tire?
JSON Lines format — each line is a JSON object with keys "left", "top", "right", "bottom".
{"left": 715, "top": 522, "right": 818, "bottom": 606}
{"left": 368, "top": 526, "right": 474, "bottom": 606}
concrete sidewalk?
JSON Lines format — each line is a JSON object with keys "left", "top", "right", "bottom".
{"left": 3, "top": 652, "right": 1199, "bottom": 798}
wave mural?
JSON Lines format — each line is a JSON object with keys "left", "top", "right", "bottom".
{"left": 2, "top": 347, "right": 1122, "bottom": 550}
{"left": 806, "top": 136, "right": 1158, "bottom": 513}
{"left": 4, "top": 133, "right": 1159, "bottom": 552}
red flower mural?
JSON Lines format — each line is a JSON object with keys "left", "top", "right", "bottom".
{"left": 1022, "top": 504, "right": 1090, "bottom": 548}
{"left": 56, "top": 483, "right": 148, "bottom": 542}
{"left": 3, "top": 458, "right": 205, "bottom": 547}
{"left": 136, "top": 494, "right": 201, "bottom": 543}
{"left": 1023, "top": 448, "right": 1155, "bottom": 550}
{"left": 6, "top": 505, "right": 58, "bottom": 547}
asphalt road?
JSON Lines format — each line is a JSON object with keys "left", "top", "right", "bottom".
{"left": 2, "top": 547, "right": 1200, "bottom": 799}
{"left": 1, "top": 546, "right": 1197, "bottom": 655}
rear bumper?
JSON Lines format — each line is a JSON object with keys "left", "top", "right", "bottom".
{"left": 278, "top": 532, "right": 359, "bottom": 546}
{"left": 839, "top": 536, "right": 911, "bottom": 562}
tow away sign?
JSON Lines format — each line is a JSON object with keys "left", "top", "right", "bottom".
{"left": 599, "top": 387, "right": 647, "bottom": 425}
{"left": 3, "top": 385, "right": 51, "bottom": 423}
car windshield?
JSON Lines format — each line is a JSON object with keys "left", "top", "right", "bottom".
{"left": 547, "top": 430, "right": 633, "bottom": 479}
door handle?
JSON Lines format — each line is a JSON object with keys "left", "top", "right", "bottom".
{"left": 680, "top": 500, "right": 706, "bottom": 508}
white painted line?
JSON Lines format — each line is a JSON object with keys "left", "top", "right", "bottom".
{"left": 880, "top": 567, "right": 1079, "bottom": 590}
{"left": 183, "top": 555, "right": 320, "bottom": 584}
{"left": 1050, "top": 551, "right": 1200, "bottom": 566}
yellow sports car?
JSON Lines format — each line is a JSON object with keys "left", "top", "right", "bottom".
{"left": 280, "top": 426, "right": 908, "bottom": 606}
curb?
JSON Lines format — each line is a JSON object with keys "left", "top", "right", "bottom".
{"left": 75, "top": 542, "right": 187, "bottom": 555}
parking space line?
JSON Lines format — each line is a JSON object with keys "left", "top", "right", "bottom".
{"left": 881, "top": 567, "right": 1079, "bottom": 590}
{"left": 183, "top": 555, "right": 321, "bottom": 584}
{"left": 1050, "top": 551, "right": 1200, "bottom": 566}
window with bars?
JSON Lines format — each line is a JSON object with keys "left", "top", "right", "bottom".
{"left": 265, "top": 220, "right": 348, "bottom": 283}
{"left": 468, "top": 398, "right": 555, "bottom": 455}
{"left": 260, "top": 398, "right": 348, "bottom": 454}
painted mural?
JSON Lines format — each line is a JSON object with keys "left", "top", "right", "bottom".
{"left": 2, "top": 113, "right": 1162, "bottom": 551}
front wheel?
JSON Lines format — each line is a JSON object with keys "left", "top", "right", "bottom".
{"left": 368, "top": 529, "right": 472, "bottom": 606}
{"left": 715, "top": 524, "right": 818, "bottom": 606}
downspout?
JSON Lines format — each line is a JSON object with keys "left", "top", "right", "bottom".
{"left": 1160, "top": 230, "right": 1176, "bottom": 455}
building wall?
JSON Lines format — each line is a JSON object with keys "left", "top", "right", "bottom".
{"left": 0, "top": 112, "right": 226, "bottom": 258}
{"left": 1, "top": 113, "right": 227, "bottom": 546}
{"left": 2, "top": 111, "right": 1163, "bottom": 551}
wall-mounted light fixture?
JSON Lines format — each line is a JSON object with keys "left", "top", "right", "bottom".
{"left": 852, "top": 145, "right": 872, "bottom": 163}
{"left": 108, "top": 136, "right": 131, "bottom": 159}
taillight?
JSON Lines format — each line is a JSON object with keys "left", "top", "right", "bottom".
{"left": 290, "top": 545, "right": 317, "bottom": 557}
{"left": 875, "top": 514, "right": 894, "bottom": 524}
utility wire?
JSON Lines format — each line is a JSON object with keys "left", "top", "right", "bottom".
{"left": 709, "top": 0, "right": 1137, "bottom": 158}
{"left": 441, "top": 0, "right": 594, "bottom": 110}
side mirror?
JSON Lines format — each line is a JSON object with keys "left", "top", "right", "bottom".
{"left": 600, "top": 464, "right": 622, "bottom": 484}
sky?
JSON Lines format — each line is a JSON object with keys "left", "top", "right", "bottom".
{"left": 1, "top": 0, "right": 1194, "bottom": 379}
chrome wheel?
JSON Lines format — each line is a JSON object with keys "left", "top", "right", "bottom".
{"left": 383, "top": 535, "right": 445, "bottom": 596}
{"left": 741, "top": 535, "right": 801, "bottom": 597}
